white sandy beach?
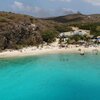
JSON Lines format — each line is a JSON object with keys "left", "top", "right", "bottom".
{"left": 0, "top": 44, "right": 100, "bottom": 58}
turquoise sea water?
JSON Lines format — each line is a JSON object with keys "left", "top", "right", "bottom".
{"left": 0, "top": 53, "right": 100, "bottom": 100}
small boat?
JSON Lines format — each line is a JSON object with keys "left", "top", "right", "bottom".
{"left": 80, "top": 51, "right": 85, "bottom": 55}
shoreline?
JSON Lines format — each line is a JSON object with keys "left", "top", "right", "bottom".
{"left": 0, "top": 45, "right": 100, "bottom": 58}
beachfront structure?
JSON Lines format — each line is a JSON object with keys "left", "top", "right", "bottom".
{"left": 74, "top": 30, "right": 90, "bottom": 36}
{"left": 72, "top": 27, "right": 90, "bottom": 36}
{"left": 59, "top": 29, "right": 90, "bottom": 38}
{"left": 96, "top": 36, "right": 100, "bottom": 43}
{"left": 59, "top": 32, "right": 73, "bottom": 38}
{"left": 91, "top": 36, "right": 100, "bottom": 43}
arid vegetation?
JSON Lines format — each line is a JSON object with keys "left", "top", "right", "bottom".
{"left": 0, "top": 12, "right": 100, "bottom": 50}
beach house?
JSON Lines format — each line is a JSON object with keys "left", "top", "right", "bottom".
{"left": 59, "top": 29, "right": 90, "bottom": 38}
{"left": 73, "top": 30, "right": 90, "bottom": 36}
{"left": 59, "top": 32, "right": 73, "bottom": 38}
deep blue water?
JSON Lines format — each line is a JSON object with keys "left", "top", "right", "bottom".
{"left": 0, "top": 53, "right": 100, "bottom": 100}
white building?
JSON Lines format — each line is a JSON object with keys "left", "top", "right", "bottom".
{"left": 73, "top": 30, "right": 90, "bottom": 36}
{"left": 59, "top": 32, "right": 73, "bottom": 37}
{"left": 59, "top": 29, "right": 90, "bottom": 38}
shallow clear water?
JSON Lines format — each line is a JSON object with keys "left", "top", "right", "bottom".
{"left": 0, "top": 53, "right": 100, "bottom": 100}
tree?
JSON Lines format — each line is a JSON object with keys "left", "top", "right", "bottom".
{"left": 68, "top": 35, "right": 90, "bottom": 44}
{"left": 42, "top": 30, "right": 57, "bottom": 43}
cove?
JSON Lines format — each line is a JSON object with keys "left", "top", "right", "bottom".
{"left": 0, "top": 53, "right": 100, "bottom": 100}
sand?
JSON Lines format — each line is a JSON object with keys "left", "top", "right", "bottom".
{"left": 0, "top": 44, "right": 100, "bottom": 58}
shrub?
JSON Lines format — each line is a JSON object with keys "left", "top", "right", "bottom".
{"left": 42, "top": 30, "right": 57, "bottom": 43}
{"left": 55, "top": 25, "right": 72, "bottom": 32}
